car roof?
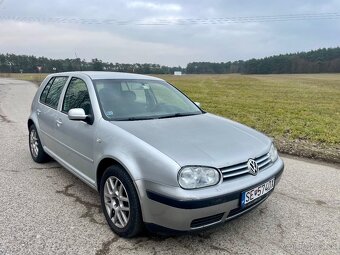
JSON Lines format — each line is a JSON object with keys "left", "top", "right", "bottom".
{"left": 53, "top": 71, "right": 163, "bottom": 81}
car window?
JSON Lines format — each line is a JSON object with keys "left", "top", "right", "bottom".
{"left": 44, "top": 77, "right": 68, "bottom": 109}
{"left": 121, "top": 82, "right": 129, "bottom": 91}
{"left": 40, "top": 77, "right": 55, "bottom": 103}
{"left": 62, "top": 77, "right": 92, "bottom": 115}
{"left": 93, "top": 79, "right": 201, "bottom": 120}
{"left": 151, "top": 82, "right": 191, "bottom": 110}
{"left": 126, "top": 82, "right": 147, "bottom": 104}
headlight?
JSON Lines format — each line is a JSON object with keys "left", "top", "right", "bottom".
{"left": 268, "top": 143, "right": 278, "bottom": 162}
{"left": 178, "top": 166, "right": 220, "bottom": 189}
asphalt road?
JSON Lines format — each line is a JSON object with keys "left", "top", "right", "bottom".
{"left": 0, "top": 78, "right": 339, "bottom": 255}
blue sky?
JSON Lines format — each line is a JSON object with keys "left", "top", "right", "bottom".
{"left": 0, "top": 0, "right": 339, "bottom": 66}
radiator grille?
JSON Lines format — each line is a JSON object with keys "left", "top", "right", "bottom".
{"left": 220, "top": 153, "right": 272, "bottom": 180}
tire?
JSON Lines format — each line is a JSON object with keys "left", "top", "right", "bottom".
{"left": 100, "top": 165, "right": 143, "bottom": 237}
{"left": 29, "top": 124, "right": 50, "bottom": 163}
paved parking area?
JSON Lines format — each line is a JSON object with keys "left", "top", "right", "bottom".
{"left": 0, "top": 78, "right": 339, "bottom": 255}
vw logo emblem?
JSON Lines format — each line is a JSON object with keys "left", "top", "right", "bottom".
{"left": 247, "top": 159, "right": 259, "bottom": 176}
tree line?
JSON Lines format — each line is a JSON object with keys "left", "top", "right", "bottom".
{"left": 0, "top": 55, "right": 184, "bottom": 74}
{"left": 1, "top": 47, "right": 340, "bottom": 74}
{"left": 187, "top": 47, "right": 340, "bottom": 74}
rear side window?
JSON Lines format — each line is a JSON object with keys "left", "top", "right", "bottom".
{"left": 40, "top": 77, "right": 54, "bottom": 103}
{"left": 62, "top": 78, "right": 92, "bottom": 115}
{"left": 43, "top": 77, "right": 68, "bottom": 109}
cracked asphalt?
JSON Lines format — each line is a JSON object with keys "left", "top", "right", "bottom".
{"left": 0, "top": 78, "right": 339, "bottom": 255}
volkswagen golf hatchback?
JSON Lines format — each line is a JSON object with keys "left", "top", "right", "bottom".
{"left": 28, "top": 71, "right": 284, "bottom": 237}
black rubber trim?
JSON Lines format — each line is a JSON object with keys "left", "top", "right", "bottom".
{"left": 146, "top": 165, "right": 284, "bottom": 209}
{"left": 146, "top": 190, "right": 240, "bottom": 209}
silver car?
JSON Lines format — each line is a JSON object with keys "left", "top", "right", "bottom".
{"left": 28, "top": 71, "right": 284, "bottom": 237}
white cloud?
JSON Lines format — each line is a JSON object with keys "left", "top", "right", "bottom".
{"left": 1, "top": 0, "right": 339, "bottom": 65}
{"left": 0, "top": 21, "right": 196, "bottom": 66}
{"left": 127, "top": 1, "right": 182, "bottom": 12}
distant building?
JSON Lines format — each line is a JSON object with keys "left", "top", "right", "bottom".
{"left": 174, "top": 71, "right": 182, "bottom": 76}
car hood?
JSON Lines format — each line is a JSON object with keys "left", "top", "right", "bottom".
{"left": 112, "top": 113, "right": 271, "bottom": 168}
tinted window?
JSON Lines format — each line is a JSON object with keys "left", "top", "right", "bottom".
{"left": 40, "top": 77, "right": 54, "bottom": 103}
{"left": 62, "top": 78, "right": 92, "bottom": 115}
{"left": 45, "top": 77, "right": 68, "bottom": 109}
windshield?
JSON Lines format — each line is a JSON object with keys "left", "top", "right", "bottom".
{"left": 93, "top": 79, "right": 202, "bottom": 120}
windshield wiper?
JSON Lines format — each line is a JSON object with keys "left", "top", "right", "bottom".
{"left": 157, "top": 112, "right": 201, "bottom": 119}
{"left": 113, "top": 112, "right": 201, "bottom": 121}
{"left": 114, "top": 116, "right": 158, "bottom": 121}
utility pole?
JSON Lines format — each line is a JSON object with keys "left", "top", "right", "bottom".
{"left": 74, "top": 50, "right": 82, "bottom": 71}
{"left": 7, "top": 61, "right": 13, "bottom": 73}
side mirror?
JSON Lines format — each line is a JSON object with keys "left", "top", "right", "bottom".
{"left": 194, "top": 102, "right": 201, "bottom": 107}
{"left": 68, "top": 108, "right": 87, "bottom": 121}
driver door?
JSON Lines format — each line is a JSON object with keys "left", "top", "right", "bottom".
{"left": 53, "top": 77, "right": 96, "bottom": 183}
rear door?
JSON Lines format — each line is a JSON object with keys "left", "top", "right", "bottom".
{"left": 37, "top": 76, "right": 69, "bottom": 152}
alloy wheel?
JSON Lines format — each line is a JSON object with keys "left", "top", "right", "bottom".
{"left": 103, "top": 176, "right": 130, "bottom": 228}
{"left": 29, "top": 129, "right": 39, "bottom": 158}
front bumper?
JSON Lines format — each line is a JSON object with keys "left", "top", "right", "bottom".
{"left": 136, "top": 157, "right": 284, "bottom": 233}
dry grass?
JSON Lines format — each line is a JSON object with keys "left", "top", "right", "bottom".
{"left": 157, "top": 74, "right": 340, "bottom": 145}
{"left": 0, "top": 73, "right": 47, "bottom": 84}
{"left": 156, "top": 74, "right": 340, "bottom": 162}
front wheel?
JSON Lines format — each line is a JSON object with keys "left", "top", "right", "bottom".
{"left": 29, "top": 124, "right": 50, "bottom": 163}
{"left": 100, "top": 165, "right": 143, "bottom": 237}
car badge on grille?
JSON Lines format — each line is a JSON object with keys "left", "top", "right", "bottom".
{"left": 247, "top": 159, "right": 259, "bottom": 176}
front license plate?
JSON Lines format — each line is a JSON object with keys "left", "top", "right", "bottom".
{"left": 241, "top": 178, "right": 275, "bottom": 208}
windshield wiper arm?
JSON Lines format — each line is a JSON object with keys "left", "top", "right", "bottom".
{"left": 114, "top": 116, "right": 158, "bottom": 121}
{"left": 113, "top": 112, "right": 201, "bottom": 121}
{"left": 157, "top": 112, "right": 200, "bottom": 119}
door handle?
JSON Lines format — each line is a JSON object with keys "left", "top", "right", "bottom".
{"left": 36, "top": 109, "right": 41, "bottom": 116}
{"left": 56, "top": 119, "right": 63, "bottom": 127}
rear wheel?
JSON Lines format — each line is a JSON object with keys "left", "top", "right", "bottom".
{"left": 100, "top": 165, "right": 143, "bottom": 237}
{"left": 29, "top": 124, "right": 50, "bottom": 163}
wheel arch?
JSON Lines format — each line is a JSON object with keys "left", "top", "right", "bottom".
{"left": 96, "top": 157, "right": 137, "bottom": 192}
{"left": 27, "top": 115, "right": 40, "bottom": 132}
{"left": 27, "top": 118, "right": 35, "bottom": 130}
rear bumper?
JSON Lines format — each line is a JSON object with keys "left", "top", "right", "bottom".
{"left": 136, "top": 157, "right": 284, "bottom": 233}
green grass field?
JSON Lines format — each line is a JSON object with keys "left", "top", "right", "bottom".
{"left": 1, "top": 72, "right": 339, "bottom": 162}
